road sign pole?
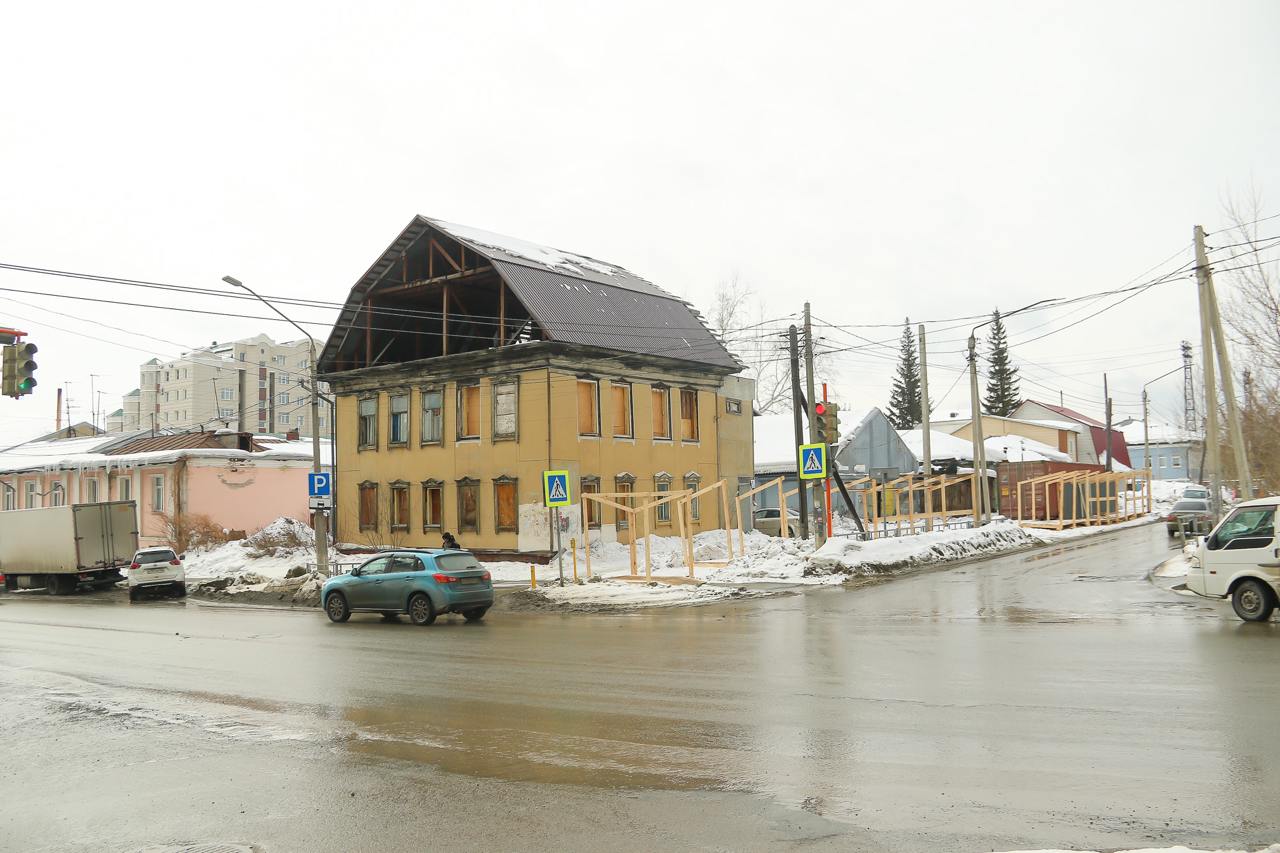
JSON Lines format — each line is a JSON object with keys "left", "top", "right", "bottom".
{"left": 555, "top": 507, "right": 565, "bottom": 587}
{"left": 823, "top": 382, "right": 833, "bottom": 538}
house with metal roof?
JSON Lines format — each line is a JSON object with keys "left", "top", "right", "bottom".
{"left": 317, "top": 216, "right": 754, "bottom": 558}
{"left": 1012, "top": 400, "right": 1132, "bottom": 467}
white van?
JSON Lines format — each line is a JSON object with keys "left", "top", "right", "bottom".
{"left": 1185, "top": 496, "right": 1280, "bottom": 621}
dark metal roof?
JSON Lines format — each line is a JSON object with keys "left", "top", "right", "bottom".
{"left": 106, "top": 432, "right": 264, "bottom": 455}
{"left": 319, "top": 216, "right": 739, "bottom": 373}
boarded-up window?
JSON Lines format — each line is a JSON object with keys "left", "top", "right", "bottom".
{"left": 358, "top": 397, "right": 378, "bottom": 449}
{"left": 494, "top": 478, "right": 518, "bottom": 532}
{"left": 389, "top": 394, "right": 409, "bottom": 445}
{"left": 493, "top": 381, "right": 518, "bottom": 439}
{"left": 680, "top": 389, "right": 699, "bottom": 442}
{"left": 421, "top": 388, "right": 444, "bottom": 444}
{"left": 577, "top": 380, "right": 599, "bottom": 435}
{"left": 651, "top": 387, "right": 671, "bottom": 439}
{"left": 611, "top": 383, "right": 632, "bottom": 438}
{"left": 359, "top": 482, "right": 378, "bottom": 531}
{"left": 581, "top": 479, "right": 600, "bottom": 528}
{"left": 390, "top": 482, "right": 410, "bottom": 530}
{"left": 422, "top": 482, "right": 443, "bottom": 530}
{"left": 457, "top": 384, "right": 480, "bottom": 439}
{"left": 458, "top": 480, "right": 479, "bottom": 532}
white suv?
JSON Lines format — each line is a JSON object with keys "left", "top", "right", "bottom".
{"left": 128, "top": 548, "right": 187, "bottom": 601}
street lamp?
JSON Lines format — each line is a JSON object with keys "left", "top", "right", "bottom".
{"left": 967, "top": 298, "right": 1056, "bottom": 526}
{"left": 222, "top": 275, "right": 329, "bottom": 577}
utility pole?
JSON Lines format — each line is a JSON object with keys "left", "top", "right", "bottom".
{"left": 1142, "top": 390, "right": 1150, "bottom": 476}
{"left": 1103, "top": 373, "right": 1113, "bottom": 472}
{"left": 918, "top": 324, "right": 932, "bottom": 531}
{"left": 803, "top": 303, "right": 824, "bottom": 547}
{"left": 1181, "top": 340, "right": 1196, "bottom": 435}
{"left": 788, "top": 325, "right": 809, "bottom": 539}
{"left": 1193, "top": 227, "right": 1222, "bottom": 519}
{"left": 1197, "top": 226, "right": 1252, "bottom": 500}
{"left": 966, "top": 333, "right": 987, "bottom": 526}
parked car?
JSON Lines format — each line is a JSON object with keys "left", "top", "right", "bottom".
{"left": 1182, "top": 485, "right": 1210, "bottom": 501}
{"left": 1165, "top": 499, "right": 1213, "bottom": 536}
{"left": 753, "top": 507, "right": 801, "bottom": 537}
{"left": 1185, "top": 496, "right": 1279, "bottom": 621}
{"left": 127, "top": 547, "right": 186, "bottom": 601}
{"left": 322, "top": 549, "right": 494, "bottom": 625}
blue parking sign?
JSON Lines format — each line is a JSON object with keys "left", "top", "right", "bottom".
{"left": 308, "top": 472, "right": 331, "bottom": 496}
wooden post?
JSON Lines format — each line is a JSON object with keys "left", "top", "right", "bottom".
{"left": 777, "top": 479, "right": 788, "bottom": 538}
{"left": 498, "top": 284, "right": 506, "bottom": 346}
{"left": 582, "top": 497, "right": 593, "bottom": 579}
{"left": 629, "top": 503, "right": 639, "bottom": 576}
{"left": 720, "top": 480, "right": 733, "bottom": 559}
{"left": 442, "top": 285, "right": 450, "bottom": 356}
{"left": 734, "top": 490, "right": 744, "bottom": 554}
{"left": 685, "top": 500, "right": 696, "bottom": 577}
{"left": 642, "top": 508, "right": 652, "bottom": 580}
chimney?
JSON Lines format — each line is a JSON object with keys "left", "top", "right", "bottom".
{"left": 213, "top": 428, "right": 241, "bottom": 450}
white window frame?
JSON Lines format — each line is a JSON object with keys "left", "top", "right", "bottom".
{"left": 150, "top": 475, "right": 165, "bottom": 513}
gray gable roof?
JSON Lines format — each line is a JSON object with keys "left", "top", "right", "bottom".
{"left": 319, "top": 216, "right": 739, "bottom": 373}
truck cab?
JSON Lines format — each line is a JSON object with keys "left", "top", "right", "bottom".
{"left": 1186, "top": 496, "right": 1280, "bottom": 621}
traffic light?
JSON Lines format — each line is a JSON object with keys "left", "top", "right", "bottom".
{"left": 815, "top": 400, "right": 841, "bottom": 445}
{"left": 2, "top": 342, "right": 37, "bottom": 397}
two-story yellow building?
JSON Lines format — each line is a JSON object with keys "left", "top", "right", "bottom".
{"left": 318, "top": 216, "right": 754, "bottom": 558}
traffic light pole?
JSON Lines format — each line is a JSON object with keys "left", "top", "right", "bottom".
{"left": 823, "top": 382, "right": 833, "bottom": 538}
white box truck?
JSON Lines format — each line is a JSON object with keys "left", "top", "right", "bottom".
{"left": 0, "top": 501, "right": 138, "bottom": 595}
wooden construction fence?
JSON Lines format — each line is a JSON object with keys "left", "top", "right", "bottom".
{"left": 1013, "top": 469, "right": 1152, "bottom": 530}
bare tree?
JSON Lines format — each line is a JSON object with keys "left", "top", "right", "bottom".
{"left": 710, "top": 275, "right": 793, "bottom": 413}
{"left": 1218, "top": 187, "right": 1280, "bottom": 491}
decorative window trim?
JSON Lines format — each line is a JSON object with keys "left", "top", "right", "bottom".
{"left": 725, "top": 398, "right": 743, "bottom": 415}
{"left": 358, "top": 480, "right": 378, "bottom": 531}
{"left": 357, "top": 395, "right": 379, "bottom": 451}
{"left": 492, "top": 379, "right": 520, "bottom": 442}
{"left": 493, "top": 475, "right": 519, "bottom": 533}
{"left": 456, "top": 477, "right": 480, "bottom": 533}
{"left": 389, "top": 480, "right": 410, "bottom": 531}
{"left": 653, "top": 471, "right": 673, "bottom": 485}
{"left": 614, "top": 472, "right": 636, "bottom": 485}
{"left": 421, "top": 479, "right": 444, "bottom": 531}
{"left": 388, "top": 393, "right": 410, "bottom": 447}
{"left": 419, "top": 385, "right": 445, "bottom": 446}
{"left": 577, "top": 378, "right": 601, "bottom": 437}
{"left": 456, "top": 382, "right": 482, "bottom": 442}
{"left": 684, "top": 472, "right": 703, "bottom": 521}
{"left": 610, "top": 380, "right": 634, "bottom": 439}
{"left": 614, "top": 474, "right": 635, "bottom": 529}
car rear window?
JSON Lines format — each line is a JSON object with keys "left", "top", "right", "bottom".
{"left": 435, "top": 553, "right": 482, "bottom": 572}
{"left": 1172, "top": 500, "right": 1207, "bottom": 512}
{"left": 137, "top": 549, "right": 177, "bottom": 562}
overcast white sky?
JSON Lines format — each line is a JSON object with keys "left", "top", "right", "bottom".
{"left": 2, "top": 0, "right": 1277, "bottom": 445}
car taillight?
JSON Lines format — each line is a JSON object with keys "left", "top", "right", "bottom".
{"left": 1165, "top": 514, "right": 1175, "bottom": 521}
{"left": 129, "top": 562, "right": 141, "bottom": 570}
{"left": 433, "top": 573, "right": 459, "bottom": 583}
{"left": 169, "top": 559, "right": 181, "bottom": 566}
{"left": 481, "top": 571, "right": 491, "bottom": 581}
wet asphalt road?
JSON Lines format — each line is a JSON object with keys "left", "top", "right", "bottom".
{"left": 2, "top": 523, "right": 1278, "bottom": 853}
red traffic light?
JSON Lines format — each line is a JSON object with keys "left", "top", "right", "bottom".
{"left": 814, "top": 401, "right": 827, "bottom": 416}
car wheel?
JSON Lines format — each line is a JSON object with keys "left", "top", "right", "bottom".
{"left": 1232, "top": 579, "right": 1276, "bottom": 622}
{"left": 463, "top": 607, "right": 488, "bottom": 623}
{"left": 325, "top": 592, "right": 351, "bottom": 623}
{"left": 408, "top": 593, "right": 436, "bottom": 626}
{"left": 128, "top": 586, "right": 140, "bottom": 602}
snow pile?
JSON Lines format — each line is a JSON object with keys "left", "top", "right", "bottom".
{"left": 1152, "top": 538, "right": 1199, "bottom": 579}
{"left": 513, "top": 579, "right": 759, "bottom": 611}
{"left": 709, "top": 521, "right": 1043, "bottom": 584}
{"left": 182, "top": 517, "right": 316, "bottom": 580}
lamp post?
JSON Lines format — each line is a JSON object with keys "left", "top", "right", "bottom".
{"left": 222, "top": 275, "right": 329, "bottom": 577}
{"left": 967, "top": 298, "right": 1055, "bottom": 525}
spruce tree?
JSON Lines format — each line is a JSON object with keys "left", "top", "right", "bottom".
{"left": 887, "top": 319, "right": 922, "bottom": 429}
{"left": 982, "top": 309, "right": 1021, "bottom": 416}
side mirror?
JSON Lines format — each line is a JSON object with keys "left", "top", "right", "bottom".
{"left": 179, "top": 553, "right": 187, "bottom": 561}
{"left": 350, "top": 566, "right": 362, "bottom": 577}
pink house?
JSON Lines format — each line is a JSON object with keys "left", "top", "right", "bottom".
{"left": 0, "top": 430, "right": 330, "bottom": 549}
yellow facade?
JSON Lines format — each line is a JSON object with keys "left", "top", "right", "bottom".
{"left": 331, "top": 353, "right": 753, "bottom": 556}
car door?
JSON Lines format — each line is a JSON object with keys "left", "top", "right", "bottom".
{"left": 345, "top": 556, "right": 392, "bottom": 609}
{"left": 1204, "top": 506, "right": 1277, "bottom": 589}
{"left": 378, "top": 555, "right": 423, "bottom": 611}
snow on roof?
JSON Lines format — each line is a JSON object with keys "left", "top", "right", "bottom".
{"left": 0, "top": 433, "right": 330, "bottom": 474}
{"left": 983, "top": 434, "right": 1071, "bottom": 463}
{"left": 1099, "top": 451, "right": 1132, "bottom": 471}
{"left": 1120, "top": 420, "right": 1199, "bottom": 446}
{"left": 896, "top": 429, "right": 974, "bottom": 462}
{"left": 0, "top": 434, "right": 120, "bottom": 471}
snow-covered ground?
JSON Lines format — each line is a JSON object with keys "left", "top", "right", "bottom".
{"left": 183, "top": 518, "right": 319, "bottom": 580}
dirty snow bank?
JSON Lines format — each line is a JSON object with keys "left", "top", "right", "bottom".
{"left": 183, "top": 518, "right": 316, "bottom": 580}
{"left": 1152, "top": 538, "right": 1198, "bottom": 579}
{"left": 1003, "top": 846, "right": 1279, "bottom": 853}
{"left": 501, "top": 579, "right": 763, "bottom": 612}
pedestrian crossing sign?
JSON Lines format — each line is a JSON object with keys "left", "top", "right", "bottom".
{"left": 798, "top": 443, "right": 827, "bottom": 480}
{"left": 543, "top": 470, "right": 571, "bottom": 507}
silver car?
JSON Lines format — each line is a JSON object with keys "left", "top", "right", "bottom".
{"left": 752, "top": 507, "right": 800, "bottom": 537}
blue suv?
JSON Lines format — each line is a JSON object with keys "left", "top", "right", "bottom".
{"left": 323, "top": 549, "right": 494, "bottom": 625}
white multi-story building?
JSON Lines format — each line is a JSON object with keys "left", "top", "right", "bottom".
{"left": 110, "top": 334, "right": 329, "bottom": 438}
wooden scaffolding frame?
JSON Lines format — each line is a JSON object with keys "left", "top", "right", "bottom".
{"left": 844, "top": 473, "right": 973, "bottom": 539}
{"left": 1013, "top": 469, "right": 1152, "bottom": 530}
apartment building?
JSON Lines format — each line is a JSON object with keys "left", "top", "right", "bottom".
{"left": 111, "top": 334, "right": 329, "bottom": 438}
